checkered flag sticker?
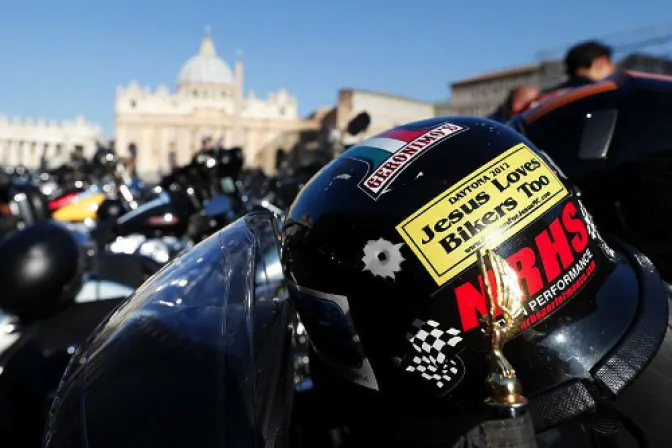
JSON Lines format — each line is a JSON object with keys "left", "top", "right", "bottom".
{"left": 405, "top": 318, "right": 465, "bottom": 392}
{"left": 578, "top": 200, "right": 616, "bottom": 258}
{"left": 578, "top": 201, "right": 598, "bottom": 240}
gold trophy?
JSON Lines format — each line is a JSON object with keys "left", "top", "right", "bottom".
{"left": 477, "top": 249, "right": 529, "bottom": 418}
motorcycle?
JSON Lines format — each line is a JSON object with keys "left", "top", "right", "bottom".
{"left": 0, "top": 143, "right": 326, "bottom": 446}
{"left": 43, "top": 212, "right": 297, "bottom": 448}
{"left": 41, "top": 209, "right": 672, "bottom": 448}
{"left": 0, "top": 222, "right": 163, "bottom": 448}
{"left": 507, "top": 70, "right": 672, "bottom": 281}
{"left": 51, "top": 186, "right": 107, "bottom": 223}
{"left": 105, "top": 147, "right": 250, "bottom": 245}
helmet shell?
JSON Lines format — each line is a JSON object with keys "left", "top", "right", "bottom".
{"left": 0, "top": 222, "right": 82, "bottom": 320}
{"left": 281, "top": 116, "right": 663, "bottom": 423}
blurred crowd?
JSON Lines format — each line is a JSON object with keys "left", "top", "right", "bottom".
{"left": 488, "top": 41, "right": 617, "bottom": 122}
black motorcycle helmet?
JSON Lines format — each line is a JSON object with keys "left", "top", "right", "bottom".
{"left": 0, "top": 222, "right": 82, "bottom": 322}
{"left": 509, "top": 71, "right": 672, "bottom": 283}
{"left": 281, "top": 116, "right": 670, "bottom": 446}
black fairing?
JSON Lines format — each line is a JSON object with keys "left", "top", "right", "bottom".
{"left": 115, "top": 191, "right": 192, "bottom": 238}
{"left": 93, "top": 252, "right": 163, "bottom": 287}
{"left": 511, "top": 72, "right": 672, "bottom": 279}
{"left": 44, "top": 212, "right": 296, "bottom": 448}
{"left": 96, "top": 198, "right": 124, "bottom": 222}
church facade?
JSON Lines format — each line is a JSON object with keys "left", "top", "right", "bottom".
{"left": 115, "top": 29, "right": 315, "bottom": 180}
{"left": 0, "top": 115, "right": 103, "bottom": 168}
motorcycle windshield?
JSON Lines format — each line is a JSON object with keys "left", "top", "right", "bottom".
{"left": 44, "top": 212, "right": 295, "bottom": 448}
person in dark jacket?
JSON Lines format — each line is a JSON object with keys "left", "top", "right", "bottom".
{"left": 545, "top": 40, "right": 617, "bottom": 92}
{"left": 488, "top": 85, "right": 539, "bottom": 123}
{"left": 512, "top": 41, "right": 619, "bottom": 116}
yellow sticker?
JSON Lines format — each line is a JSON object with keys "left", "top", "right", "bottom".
{"left": 396, "top": 143, "right": 569, "bottom": 285}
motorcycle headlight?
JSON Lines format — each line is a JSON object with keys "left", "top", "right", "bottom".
{"left": 138, "top": 240, "right": 171, "bottom": 264}
{"left": 110, "top": 234, "right": 146, "bottom": 255}
{"left": 40, "top": 181, "right": 58, "bottom": 198}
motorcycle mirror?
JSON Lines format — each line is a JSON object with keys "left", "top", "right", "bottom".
{"left": 578, "top": 109, "right": 618, "bottom": 160}
{"left": 347, "top": 112, "right": 371, "bottom": 136}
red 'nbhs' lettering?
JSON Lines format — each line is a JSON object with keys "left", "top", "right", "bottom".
{"left": 454, "top": 201, "right": 589, "bottom": 332}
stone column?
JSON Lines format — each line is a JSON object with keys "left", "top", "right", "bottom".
{"left": 84, "top": 141, "right": 96, "bottom": 160}
{"left": 38, "top": 142, "right": 48, "bottom": 169}
{"left": 12, "top": 141, "right": 21, "bottom": 166}
{"left": 42, "top": 143, "right": 52, "bottom": 168}
{"left": 28, "top": 142, "right": 37, "bottom": 169}
{"left": 137, "top": 127, "right": 155, "bottom": 181}
{"left": 174, "top": 127, "right": 187, "bottom": 166}
{"left": 245, "top": 130, "right": 258, "bottom": 166}
{"left": 164, "top": 128, "right": 179, "bottom": 170}
{"left": 37, "top": 142, "right": 44, "bottom": 169}
{"left": 190, "top": 127, "right": 198, "bottom": 155}
{"left": 153, "top": 126, "right": 167, "bottom": 175}
{"left": 116, "top": 124, "right": 131, "bottom": 159}
{"left": 55, "top": 143, "right": 64, "bottom": 165}
{"left": 61, "top": 141, "right": 72, "bottom": 160}
{"left": 221, "top": 129, "right": 231, "bottom": 148}
{"left": 16, "top": 141, "right": 24, "bottom": 166}
{"left": 2, "top": 140, "right": 10, "bottom": 164}
{"left": 6, "top": 141, "right": 13, "bottom": 166}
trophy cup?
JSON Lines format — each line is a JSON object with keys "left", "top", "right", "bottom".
{"left": 477, "top": 249, "right": 529, "bottom": 419}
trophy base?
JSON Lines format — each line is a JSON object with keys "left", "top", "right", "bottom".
{"left": 484, "top": 396, "right": 529, "bottom": 419}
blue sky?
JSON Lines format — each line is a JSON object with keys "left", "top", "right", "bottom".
{"left": 0, "top": 0, "right": 671, "bottom": 136}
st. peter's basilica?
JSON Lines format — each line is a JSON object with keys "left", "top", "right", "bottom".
{"left": 114, "top": 28, "right": 315, "bottom": 180}
{"left": 0, "top": 29, "right": 439, "bottom": 176}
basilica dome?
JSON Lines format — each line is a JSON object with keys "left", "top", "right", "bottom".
{"left": 178, "top": 29, "right": 233, "bottom": 86}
